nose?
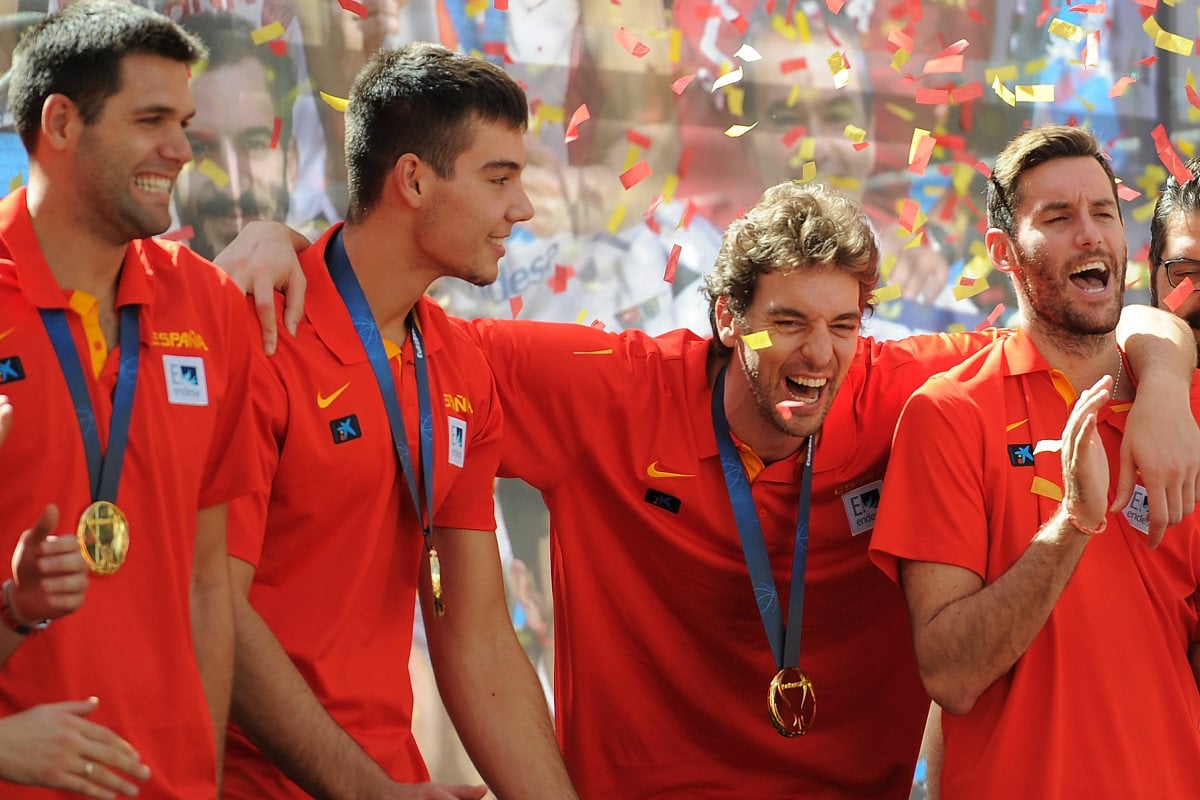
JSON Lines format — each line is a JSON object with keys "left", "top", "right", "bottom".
{"left": 508, "top": 180, "right": 535, "bottom": 225}
{"left": 166, "top": 121, "right": 193, "bottom": 165}
{"left": 1074, "top": 213, "right": 1103, "bottom": 249}
{"left": 800, "top": 323, "right": 835, "bottom": 366}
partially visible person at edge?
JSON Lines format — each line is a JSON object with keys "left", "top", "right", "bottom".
{"left": 221, "top": 42, "right": 578, "bottom": 800}
{"left": 0, "top": 2, "right": 264, "bottom": 798}
{"left": 0, "top": 396, "right": 150, "bottom": 799}
{"left": 219, "top": 174, "right": 1199, "bottom": 798}
{"left": 1149, "top": 154, "right": 1200, "bottom": 365}
{"left": 871, "top": 124, "right": 1200, "bottom": 798}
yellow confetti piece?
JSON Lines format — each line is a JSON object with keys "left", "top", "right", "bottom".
{"left": 724, "top": 123, "right": 758, "bottom": 137}
{"left": 621, "top": 144, "right": 641, "bottom": 172}
{"left": 669, "top": 28, "right": 682, "bottom": 64}
{"left": 891, "top": 49, "right": 911, "bottom": 72}
{"left": 466, "top": 0, "right": 487, "bottom": 16}
{"left": 1182, "top": 140, "right": 1197, "bottom": 159}
{"left": 953, "top": 275, "right": 989, "bottom": 301}
{"left": 726, "top": 85, "right": 746, "bottom": 117}
{"left": 1078, "top": 96, "right": 1096, "bottom": 113}
{"left": 320, "top": 91, "right": 348, "bottom": 112}
{"left": 796, "top": 137, "right": 816, "bottom": 160}
{"left": 662, "top": 173, "right": 679, "bottom": 205}
{"left": 8, "top": 173, "right": 21, "bottom": 192}
{"left": 800, "top": 161, "right": 817, "bottom": 181}
{"left": 1023, "top": 57, "right": 1047, "bottom": 76}
{"left": 952, "top": 163, "right": 974, "bottom": 196}
{"left": 607, "top": 203, "right": 626, "bottom": 234}
{"left": 795, "top": 11, "right": 811, "bottom": 43}
{"left": 742, "top": 330, "right": 773, "bottom": 350}
{"left": 1048, "top": 18, "right": 1084, "bottom": 43}
{"left": 250, "top": 20, "right": 285, "bottom": 45}
{"left": 537, "top": 104, "right": 565, "bottom": 125}
{"left": 985, "top": 65, "right": 1019, "bottom": 84}
{"left": 880, "top": 253, "right": 898, "bottom": 281}
{"left": 885, "top": 102, "right": 916, "bottom": 122}
{"left": 828, "top": 175, "right": 863, "bottom": 193}
{"left": 844, "top": 124, "right": 867, "bottom": 144}
{"left": 902, "top": 231, "right": 926, "bottom": 250}
{"left": 871, "top": 284, "right": 902, "bottom": 304}
{"left": 1132, "top": 200, "right": 1156, "bottom": 225}
{"left": 772, "top": 15, "right": 795, "bottom": 39}
{"left": 197, "top": 158, "right": 230, "bottom": 188}
{"left": 969, "top": 240, "right": 988, "bottom": 259}
{"left": 1030, "top": 476, "right": 1063, "bottom": 502}
{"left": 787, "top": 84, "right": 803, "bottom": 108}
{"left": 1157, "top": 30, "right": 1194, "bottom": 56}
{"left": 575, "top": 309, "right": 588, "bottom": 325}
{"left": 991, "top": 75, "right": 1016, "bottom": 107}
{"left": 1015, "top": 84, "right": 1054, "bottom": 103}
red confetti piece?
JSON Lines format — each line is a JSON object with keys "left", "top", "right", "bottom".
{"left": 338, "top": 0, "right": 368, "bottom": 18}
{"left": 614, "top": 27, "right": 650, "bottom": 58}
{"left": 1152, "top": 124, "right": 1194, "bottom": 185}
{"left": 779, "top": 57, "right": 808, "bottom": 74}
{"left": 482, "top": 41, "right": 512, "bottom": 63}
{"left": 825, "top": 0, "right": 845, "bottom": 13}
{"left": 679, "top": 200, "right": 697, "bottom": 231}
{"left": 509, "top": 295, "right": 523, "bottom": 319}
{"left": 664, "top": 244, "right": 681, "bottom": 284}
{"left": 670, "top": 74, "right": 696, "bottom": 95}
{"left": 958, "top": 276, "right": 976, "bottom": 287}
{"left": 159, "top": 225, "right": 194, "bottom": 242}
{"left": 852, "top": 141, "right": 870, "bottom": 152}
{"left": 730, "top": 14, "right": 748, "bottom": 35}
{"left": 627, "top": 129, "right": 653, "bottom": 149}
{"left": 644, "top": 195, "right": 664, "bottom": 218}
{"left": 951, "top": 82, "right": 984, "bottom": 103}
{"left": 1108, "top": 76, "right": 1137, "bottom": 98}
{"left": 915, "top": 87, "right": 951, "bottom": 105}
{"left": 268, "top": 40, "right": 288, "bottom": 56}
{"left": 887, "top": 29, "right": 914, "bottom": 53}
{"left": 590, "top": 319, "right": 606, "bottom": 330}
{"left": 620, "top": 159, "right": 652, "bottom": 190}
{"left": 1116, "top": 183, "right": 1142, "bottom": 201}
{"left": 270, "top": 116, "right": 282, "bottom": 150}
{"left": 909, "top": 135, "right": 936, "bottom": 176}
{"left": 548, "top": 264, "right": 575, "bottom": 294}
{"left": 1186, "top": 85, "right": 1200, "bottom": 112}
{"left": 976, "top": 303, "right": 1006, "bottom": 331}
{"left": 1164, "top": 277, "right": 1194, "bottom": 312}
{"left": 1135, "top": 55, "right": 1159, "bottom": 67}
{"left": 494, "top": 0, "right": 508, "bottom": 8}
{"left": 564, "top": 104, "right": 590, "bottom": 144}
{"left": 898, "top": 198, "right": 921, "bottom": 232}
{"left": 923, "top": 54, "right": 965, "bottom": 75}
{"left": 1069, "top": 3, "right": 1107, "bottom": 12}
{"left": 1133, "top": 0, "right": 1157, "bottom": 7}
{"left": 781, "top": 125, "right": 808, "bottom": 148}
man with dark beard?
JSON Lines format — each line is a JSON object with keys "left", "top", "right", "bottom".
{"left": 871, "top": 124, "right": 1200, "bottom": 798}
{"left": 172, "top": 12, "right": 296, "bottom": 260}
{"left": 1149, "top": 155, "right": 1200, "bottom": 365}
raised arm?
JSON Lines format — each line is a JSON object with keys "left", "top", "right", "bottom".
{"left": 900, "top": 376, "right": 1112, "bottom": 715}
{"left": 214, "top": 221, "right": 310, "bottom": 356}
{"left": 421, "top": 526, "right": 578, "bottom": 800}
{"left": 1115, "top": 303, "right": 1200, "bottom": 545}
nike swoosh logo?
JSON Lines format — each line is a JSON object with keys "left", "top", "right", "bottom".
{"left": 573, "top": 349, "right": 613, "bottom": 355}
{"left": 317, "top": 382, "right": 351, "bottom": 409}
{"left": 0, "top": 327, "right": 13, "bottom": 344}
{"left": 647, "top": 461, "right": 694, "bottom": 479}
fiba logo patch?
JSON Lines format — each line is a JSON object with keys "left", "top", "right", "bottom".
{"left": 1121, "top": 484, "right": 1150, "bottom": 535}
{"left": 841, "top": 480, "right": 882, "bottom": 536}
{"left": 162, "top": 355, "right": 208, "bottom": 406}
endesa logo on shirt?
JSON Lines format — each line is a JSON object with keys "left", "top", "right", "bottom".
{"left": 162, "top": 355, "right": 208, "bottom": 406}
{"left": 841, "top": 479, "right": 882, "bottom": 536}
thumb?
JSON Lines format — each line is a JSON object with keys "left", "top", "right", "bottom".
{"left": 61, "top": 696, "right": 102, "bottom": 718}
{"left": 1110, "top": 441, "right": 1135, "bottom": 513}
{"left": 22, "top": 503, "right": 59, "bottom": 550}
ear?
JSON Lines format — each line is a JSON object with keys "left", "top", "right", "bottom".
{"left": 392, "top": 153, "right": 427, "bottom": 209}
{"left": 714, "top": 296, "right": 742, "bottom": 348}
{"left": 40, "top": 93, "right": 81, "bottom": 153}
{"left": 985, "top": 227, "right": 1016, "bottom": 274}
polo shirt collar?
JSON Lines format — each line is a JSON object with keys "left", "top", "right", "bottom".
{"left": 302, "top": 221, "right": 445, "bottom": 366}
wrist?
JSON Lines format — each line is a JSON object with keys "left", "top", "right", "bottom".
{"left": 1062, "top": 505, "right": 1108, "bottom": 537}
{"left": 1, "top": 580, "right": 50, "bottom": 635}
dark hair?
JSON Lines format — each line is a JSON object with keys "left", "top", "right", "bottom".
{"left": 987, "top": 124, "right": 1120, "bottom": 236}
{"left": 10, "top": 0, "right": 205, "bottom": 154}
{"left": 1148, "top": 156, "right": 1200, "bottom": 305}
{"left": 703, "top": 181, "right": 879, "bottom": 355}
{"left": 344, "top": 41, "right": 528, "bottom": 222}
{"left": 177, "top": 12, "right": 297, "bottom": 142}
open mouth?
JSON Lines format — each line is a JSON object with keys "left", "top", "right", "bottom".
{"left": 133, "top": 175, "right": 173, "bottom": 195}
{"left": 1069, "top": 261, "right": 1109, "bottom": 293}
{"left": 783, "top": 375, "right": 825, "bottom": 405}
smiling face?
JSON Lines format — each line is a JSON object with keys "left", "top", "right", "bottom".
{"left": 71, "top": 52, "right": 195, "bottom": 244}
{"left": 1153, "top": 211, "right": 1200, "bottom": 362}
{"left": 717, "top": 266, "right": 863, "bottom": 461}
{"left": 414, "top": 116, "right": 535, "bottom": 286}
{"left": 990, "top": 156, "right": 1126, "bottom": 341}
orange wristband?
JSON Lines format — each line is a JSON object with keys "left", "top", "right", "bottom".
{"left": 1066, "top": 511, "right": 1107, "bottom": 536}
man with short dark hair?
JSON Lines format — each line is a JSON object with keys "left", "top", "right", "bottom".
{"left": 872, "top": 124, "right": 1200, "bottom": 797}
{"left": 223, "top": 42, "right": 577, "bottom": 800}
{"left": 1149, "top": 155, "right": 1200, "bottom": 365}
{"left": 0, "top": 1, "right": 263, "bottom": 797}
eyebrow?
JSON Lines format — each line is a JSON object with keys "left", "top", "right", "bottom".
{"left": 481, "top": 158, "right": 522, "bottom": 172}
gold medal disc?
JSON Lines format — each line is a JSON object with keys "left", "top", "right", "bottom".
{"left": 76, "top": 501, "right": 130, "bottom": 575}
{"left": 768, "top": 667, "right": 815, "bottom": 737}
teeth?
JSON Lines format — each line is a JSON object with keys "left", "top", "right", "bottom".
{"left": 788, "top": 376, "right": 827, "bottom": 388}
{"left": 1070, "top": 261, "right": 1106, "bottom": 276}
{"left": 133, "top": 176, "right": 172, "bottom": 193}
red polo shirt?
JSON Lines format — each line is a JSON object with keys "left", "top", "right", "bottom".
{"left": 871, "top": 332, "right": 1200, "bottom": 797}
{"left": 224, "top": 223, "right": 502, "bottom": 799}
{"left": 0, "top": 188, "right": 261, "bottom": 800}
{"left": 461, "top": 318, "right": 998, "bottom": 799}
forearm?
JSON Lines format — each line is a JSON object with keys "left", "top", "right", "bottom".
{"left": 231, "top": 596, "right": 393, "bottom": 800}
{"left": 427, "top": 610, "right": 575, "bottom": 800}
{"left": 1117, "top": 303, "right": 1197, "bottom": 384}
{"left": 906, "top": 507, "right": 1090, "bottom": 715}
{"left": 0, "top": 623, "right": 23, "bottom": 666}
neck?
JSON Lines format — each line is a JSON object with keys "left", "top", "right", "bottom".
{"left": 340, "top": 220, "right": 428, "bottom": 342}
{"left": 1022, "top": 320, "right": 1122, "bottom": 400}
{"left": 26, "top": 177, "right": 125, "bottom": 298}
{"left": 713, "top": 354, "right": 808, "bottom": 464}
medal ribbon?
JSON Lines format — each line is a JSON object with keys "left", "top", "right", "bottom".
{"left": 39, "top": 305, "right": 140, "bottom": 503}
{"left": 711, "top": 367, "right": 813, "bottom": 670}
{"left": 326, "top": 230, "right": 435, "bottom": 542}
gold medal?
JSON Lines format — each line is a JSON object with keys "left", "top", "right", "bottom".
{"left": 428, "top": 546, "right": 444, "bottom": 617}
{"left": 768, "top": 667, "right": 815, "bottom": 737}
{"left": 76, "top": 501, "right": 130, "bottom": 576}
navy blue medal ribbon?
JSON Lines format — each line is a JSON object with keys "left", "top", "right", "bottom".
{"left": 326, "top": 230, "right": 442, "bottom": 613}
{"left": 711, "top": 366, "right": 816, "bottom": 734}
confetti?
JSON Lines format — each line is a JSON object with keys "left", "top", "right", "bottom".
{"left": 548, "top": 265, "right": 575, "bottom": 294}
{"left": 1109, "top": 76, "right": 1137, "bottom": 98}
{"left": 319, "top": 91, "right": 348, "bottom": 112}
{"left": 724, "top": 123, "right": 758, "bottom": 138}
{"left": 664, "top": 244, "right": 682, "bottom": 283}
{"left": 564, "top": 104, "right": 590, "bottom": 144}
{"left": 953, "top": 275, "right": 989, "bottom": 301}
{"left": 627, "top": 129, "right": 652, "bottom": 149}
{"left": 734, "top": 44, "right": 762, "bottom": 62}
{"left": 1116, "top": 183, "right": 1142, "bottom": 201}
{"left": 509, "top": 295, "right": 523, "bottom": 319}
{"left": 494, "top": 0, "right": 508, "bottom": 9}
{"left": 270, "top": 116, "right": 282, "bottom": 150}
{"left": 951, "top": 82, "right": 984, "bottom": 103}
{"left": 338, "top": 0, "right": 368, "bottom": 17}
{"left": 1029, "top": 476, "right": 1063, "bottom": 502}
{"left": 1164, "top": 277, "right": 1195, "bottom": 312}
{"left": 251, "top": 21, "right": 286, "bottom": 45}
{"left": 1015, "top": 85, "right": 1054, "bottom": 103}
{"left": 977, "top": 303, "right": 1006, "bottom": 330}
{"left": 197, "top": 159, "right": 230, "bottom": 188}
{"left": 711, "top": 66, "right": 744, "bottom": 91}
{"left": 742, "top": 331, "right": 773, "bottom": 350}
{"left": 871, "top": 284, "right": 902, "bottom": 304}
{"left": 991, "top": 75, "right": 1016, "bottom": 107}
{"left": 614, "top": 27, "right": 650, "bottom": 58}
{"left": 1152, "top": 124, "right": 1194, "bottom": 185}
{"left": 825, "top": 0, "right": 845, "bottom": 13}
{"left": 780, "top": 57, "right": 808, "bottom": 74}
{"left": 1048, "top": 18, "right": 1084, "bottom": 43}
{"left": 670, "top": 74, "right": 696, "bottom": 95}
{"left": 268, "top": 40, "right": 288, "bottom": 57}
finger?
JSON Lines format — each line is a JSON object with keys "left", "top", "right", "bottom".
{"left": 254, "top": 282, "right": 279, "bottom": 356}
{"left": 448, "top": 784, "right": 489, "bottom": 800}
{"left": 80, "top": 758, "right": 143, "bottom": 799}
{"left": 281, "top": 268, "right": 307, "bottom": 338}
{"left": 0, "top": 394, "right": 11, "bottom": 446}
{"left": 1143, "top": 482, "right": 1168, "bottom": 549}
{"left": 38, "top": 547, "right": 90, "bottom": 577}
{"left": 24, "top": 503, "right": 60, "bottom": 551}
{"left": 1110, "top": 435, "right": 1135, "bottom": 513}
